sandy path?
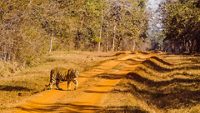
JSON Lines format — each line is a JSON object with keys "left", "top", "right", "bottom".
{"left": 14, "top": 53, "right": 152, "bottom": 113}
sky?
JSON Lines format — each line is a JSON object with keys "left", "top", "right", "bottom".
{"left": 146, "top": 0, "right": 166, "bottom": 39}
{"left": 147, "top": 0, "right": 164, "bottom": 11}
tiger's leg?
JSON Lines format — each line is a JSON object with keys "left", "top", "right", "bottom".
{"left": 72, "top": 79, "right": 78, "bottom": 90}
{"left": 49, "top": 82, "right": 53, "bottom": 90}
{"left": 49, "top": 70, "right": 55, "bottom": 90}
{"left": 67, "top": 81, "right": 71, "bottom": 90}
{"left": 56, "top": 80, "right": 62, "bottom": 90}
{"left": 49, "top": 81, "right": 55, "bottom": 90}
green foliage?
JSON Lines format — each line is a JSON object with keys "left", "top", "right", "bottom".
{"left": 163, "top": 0, "right": 200, "bottom": 53}
{"left": 86, "top": 0, "right": 103, "bottom": 16}
{"left": 0, "top": 0, "right": 148, "bottom": 64}
{"left": 93, "top": 36, "right": 102, "bottom": 43}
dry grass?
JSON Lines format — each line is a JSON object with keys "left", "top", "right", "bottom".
{"left": 0, "top": 61, "right": 20, "bottom": 78}
{"left": 115, "top": 53, "right": 200, "bottom": 113}
{"left": 0, "top": 51, "right": 116, "bottom": 111}
{"left": 96, "top": 52, "right": 200, "bottom": 113}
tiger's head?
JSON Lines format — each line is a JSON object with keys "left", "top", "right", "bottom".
{"left": 75, "top": 70, "right": 79, "bottom": 77}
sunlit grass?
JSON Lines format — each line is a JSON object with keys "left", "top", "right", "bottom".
{"left": 119, "top": 53, "right": 200, "bottom": 113}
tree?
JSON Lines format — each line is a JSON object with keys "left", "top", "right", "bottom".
{"left": 0, "top": 0, "right": 149, "bottom": 65}
{"left": 162, "top": 0, "right": 200, "bottom": 53}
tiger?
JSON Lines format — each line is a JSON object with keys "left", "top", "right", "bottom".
{"left": 46, "top": 67, "right": 79, "bottom": 90}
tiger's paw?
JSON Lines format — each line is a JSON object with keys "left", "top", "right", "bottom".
{"left": 57, "top": 88, "right": 63, "bottom": 90}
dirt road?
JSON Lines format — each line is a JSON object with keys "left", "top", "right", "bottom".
{"left": 13, "top": 52, "right": 153, "bottom": 113}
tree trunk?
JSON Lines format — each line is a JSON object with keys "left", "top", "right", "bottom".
{"left": 112, "top": 23, "right": 116, "bottom": 51}
{"left": 132, "top": 39, "right": 136, "bottom": 52}
{"left": 98, "top": 10, "right": 104, "bottom": 52}
{"left": 49, "top": 37, "right": 53, "bottom": 53}
{"left": 106, "top": 31, "right": 109, "bottom": 52}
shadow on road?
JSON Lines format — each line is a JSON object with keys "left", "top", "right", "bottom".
{"left": 17, "top": 102, "right": 148, "bottom": 113}
{"left": 0, "top": 85, "right": 31, "bottom": 91}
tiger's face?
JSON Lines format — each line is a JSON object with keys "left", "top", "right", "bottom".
{"left": 75, "top": 70, "right": 79, "bottom": 77}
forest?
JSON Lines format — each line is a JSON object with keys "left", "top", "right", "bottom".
{"left": 0, "top": 0, "right": 147, "bottom": 66}
{"left": 0, "top": 0, "right": 200, "bottom": 61}
{"left": 163, "top": 0, "right": 200, "bottom": 53}
{"left": 0, "top": 0, "right": 199, "bottom": 64}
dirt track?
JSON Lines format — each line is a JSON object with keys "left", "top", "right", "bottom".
{"left": 13, "top": 52, "right": 154, "bottom": 113}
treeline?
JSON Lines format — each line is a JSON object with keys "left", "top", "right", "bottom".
{"left": 162, "top": 0, "right": 200, "bottom": 54}
{"left": 0, "top": 0, "right": 148, "bottom": 65}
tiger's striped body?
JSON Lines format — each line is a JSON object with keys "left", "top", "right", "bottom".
{"left": 48, "top": 67, "right": 79, "bottom": 90}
